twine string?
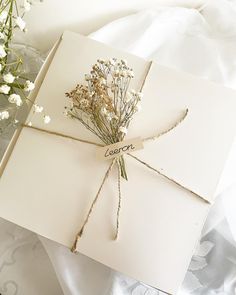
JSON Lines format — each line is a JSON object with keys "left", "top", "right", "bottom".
{"left": 114, "top": 159, "right": 122, "bottom": 240}
{"left": 128, "top": 154, "right": 210, "bottom": 204}
{"left": 22, "top": 124, "right": 103, "bottom": 147}
{"left": 71, "top": 159, "right": 116, "bottom": 253}
{"left": 22, "top": 106, "right": 192, "bottom": 253}
{"left": 22, "top": 108, "right": 188, "bottom": 147}
{"left": 143, "top": 109, "right": 189, "bottom": 143}
{"left": 22, "top": 107, "right": 192, "bottom": 253}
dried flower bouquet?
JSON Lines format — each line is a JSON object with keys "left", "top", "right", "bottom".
{"left": 66, "top": 58, "right": 143, "bottom": 180}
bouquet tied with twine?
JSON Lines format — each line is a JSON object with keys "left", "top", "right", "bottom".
{"left": 61, "top": 58, "right": 195, "bottom": 253}
{"left": 65, "top": 58, "right": 142, "bottom": 180}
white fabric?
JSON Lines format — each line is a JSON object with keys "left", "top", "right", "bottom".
{"left": 1, "top": 1, "right": 236, "bottom": 294}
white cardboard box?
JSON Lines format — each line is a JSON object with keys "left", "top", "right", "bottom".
{"left": 1, "top": 31, "right": 236, "bottom": 294}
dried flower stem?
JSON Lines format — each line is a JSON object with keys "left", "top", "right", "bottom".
{"left": 66, "top": 59, "right": 143, "bottom": 180}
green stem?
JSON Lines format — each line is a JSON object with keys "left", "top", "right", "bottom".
{"left": 118, "top": 156, "right": 128, "bottom": 180}
{"left": 2, "top": 0, "right": 14, "bottom": 72}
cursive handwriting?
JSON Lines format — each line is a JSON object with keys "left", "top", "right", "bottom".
{"left": 105, "top": 144, "right": 135, "bottom": 158}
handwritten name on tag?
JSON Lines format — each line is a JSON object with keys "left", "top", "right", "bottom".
{"left": 96, "top": 137, "right": 144, "bottom": 160}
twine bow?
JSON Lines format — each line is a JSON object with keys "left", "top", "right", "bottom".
{"left": 22, "top": 61, "right": 210, "bottom": 254}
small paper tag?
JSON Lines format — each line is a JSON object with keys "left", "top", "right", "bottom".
{"left": 96, "top": 137, "right": 144, "bottom": 160}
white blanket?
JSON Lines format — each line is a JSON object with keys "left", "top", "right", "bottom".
{"left": 1, "top": 1, "right": 236, "bottom": 294}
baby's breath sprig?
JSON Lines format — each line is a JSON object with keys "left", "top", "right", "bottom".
{"left": 66, "top": 58, "right": 142, "bottom": 180}
{"left": 0, "top": 0, "right": 49, "bottom": 133}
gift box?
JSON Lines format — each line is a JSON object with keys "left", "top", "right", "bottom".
{"left": 0, "top": 31, "right": 236, "bottom": 295}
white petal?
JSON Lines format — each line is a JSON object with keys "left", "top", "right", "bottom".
{"left": 3, "top": 72, "right": 15, "bottom": 83}
{"left": 15, "top": 17, "right": 26, "bottom": 31}
{"left": 0, "top": 85, "right": 10, "bottom": 94}
{"left": 44, "top": 115, "right": 51, "bottom": 124}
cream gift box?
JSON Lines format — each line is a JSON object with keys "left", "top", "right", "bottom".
{"left": 1, "top": 31, "right": 236, "bottom": 295}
